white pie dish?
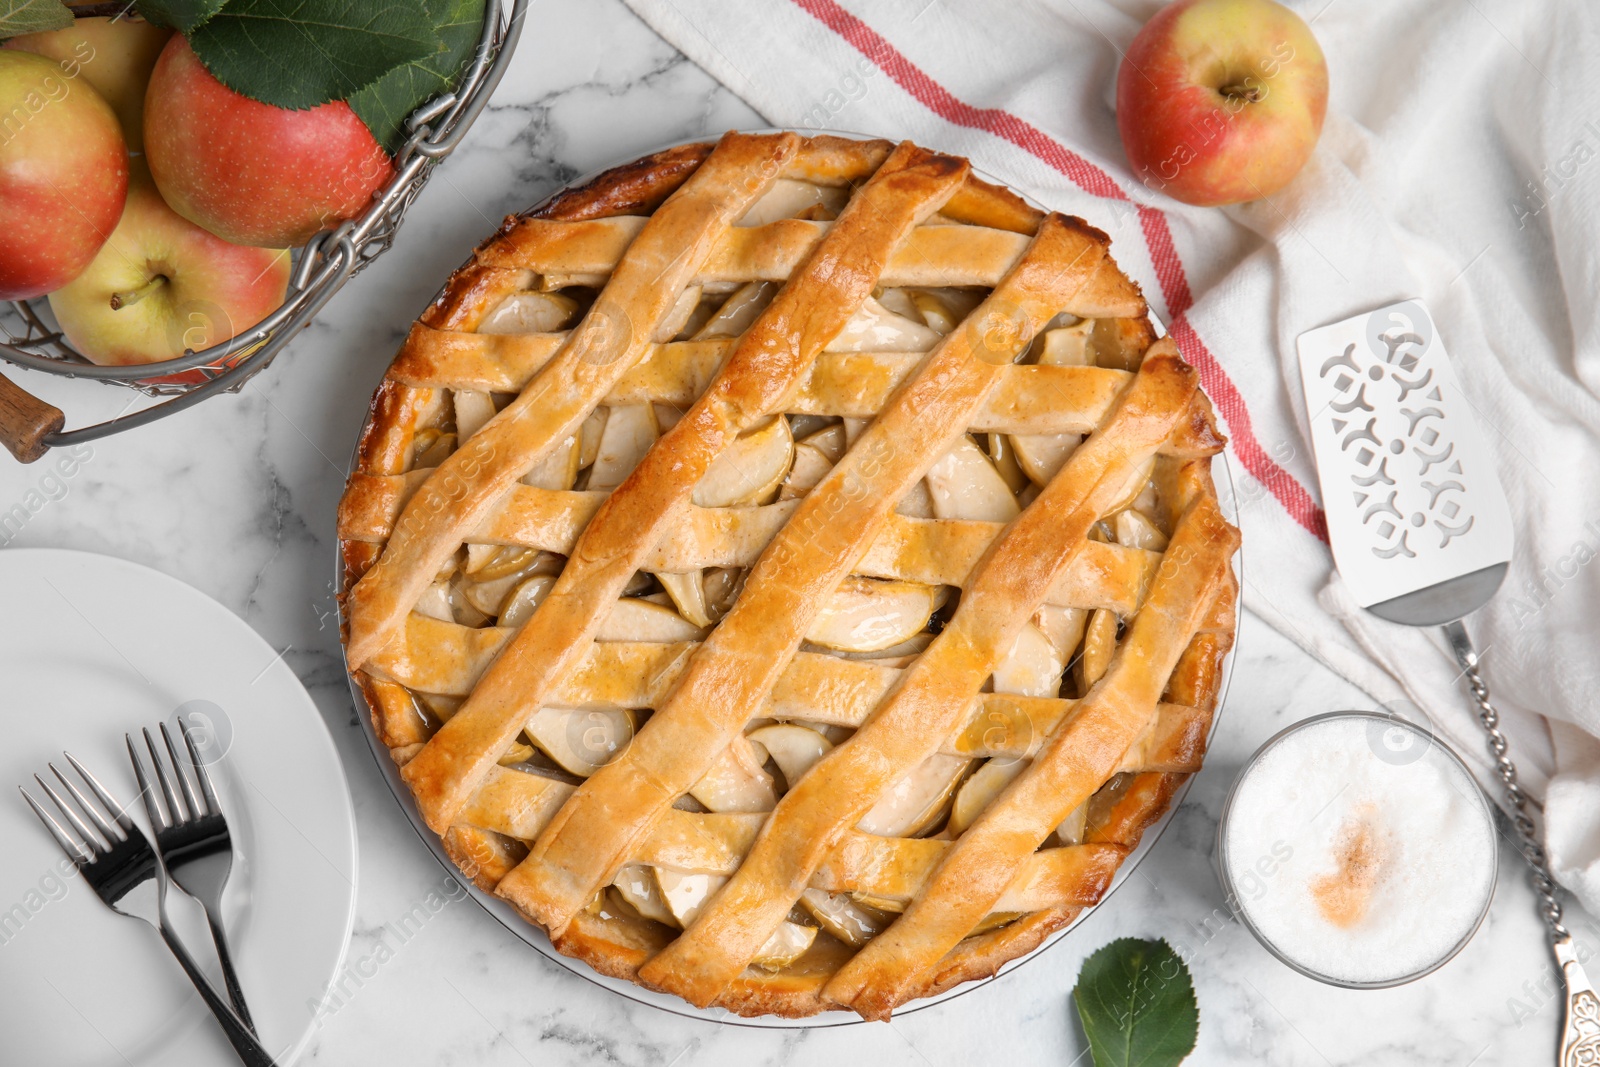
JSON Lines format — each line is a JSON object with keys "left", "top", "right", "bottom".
{"left": 336, "top": 130, "right": 1243, "bottom": 1026}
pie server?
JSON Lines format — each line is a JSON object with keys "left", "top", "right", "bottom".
{"left": 1297, "top": 299, "right": 1595, "bottom": 1060}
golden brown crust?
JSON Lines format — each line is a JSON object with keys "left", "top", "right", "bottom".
{"left": 942, "top": 178, "right": 1043, "bottom": 234}
{"left": 534, "top": 142, "right": 716, "bottom": 221}
{"left": 339, "top": 134, "right": 1237, "bottom": 1019}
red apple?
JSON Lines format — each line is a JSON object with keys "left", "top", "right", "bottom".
{"left": 1116, "top": 0, "right": 1328, "bottom": 207}
{"left": 47, "top": 164, "right": 290, "bottom": 367}
{"left": 5, "top": 16, "right": 172, "bottom": 151}
{"left": 0, "top": 51, "right": 127, "bottom": 300}
{"left": 144, "top": 36, "right": 393, "bottom": 248}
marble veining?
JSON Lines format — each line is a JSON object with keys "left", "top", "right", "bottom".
{"left": 0, "top": 0, "right": 1573, "bottom": 1062}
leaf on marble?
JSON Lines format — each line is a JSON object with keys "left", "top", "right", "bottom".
{"left": 1072, "top": 937, "right": 1198, "bottom": 1067}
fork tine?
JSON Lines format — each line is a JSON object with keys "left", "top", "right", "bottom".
{"left": 177, "top": 716, "right": 222, "bottom": 816}
{"left": 63, "top": 751, "right": 134, "bottom": 838}
{"left": 49, "top": 762, "right": 121, "bottom": 845}
{"left": 127, "top": 733, "right": 169, "bottom": 833}
{"left": 144, "top": 727, "right": 186, "bottom": 825}
{"left": 34, "top": 774, "right": 104, "bottom": 856}
{"left": 160, "top": 722, "right": 202, "bottom": 822}
{"left": 20, "top": 787, "right": 91, "bottom": 864}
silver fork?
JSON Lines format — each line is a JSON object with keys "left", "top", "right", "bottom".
{"left": 128, "top": 719, "right": 254, "bottom": 1031}
{"left": 20, "top": 755, "right": 276, "bottom": 1067}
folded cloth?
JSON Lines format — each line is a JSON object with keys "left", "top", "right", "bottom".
{"left": 622, "top": 0, "right": 1600, "bottom": 914}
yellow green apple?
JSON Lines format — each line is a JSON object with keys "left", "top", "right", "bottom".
{"left": 48, "top": 163, "right": 290, "bottom": 366}
{"left": 5, "top": 16, "right": 173, "bottom": 151}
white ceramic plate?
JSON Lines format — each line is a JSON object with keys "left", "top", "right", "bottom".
{"left": 0, "top": 548, "right": 356, "bottom": 1065}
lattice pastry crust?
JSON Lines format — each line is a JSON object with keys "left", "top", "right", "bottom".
{"left": 338, "top": 132, "right": 1239, "bottom": 1020}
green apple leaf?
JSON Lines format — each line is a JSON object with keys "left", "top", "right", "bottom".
{"left": 0, "top": 0, "right": 75, "bottom": 40}
{"left": 348, "top": 0, "right": 483, "bottom": 152}
{"left": 189, "top": 0, "right": 438, "bottom": 110}
{"left": 134, "top": 0, "right": 228, "bottom": 34}
{"left": 1072, "top": 938, "right": 1199, "bottom": 1067}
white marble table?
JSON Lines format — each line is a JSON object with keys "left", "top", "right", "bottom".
{"left": 1, "top": 1, "right": 1580, "bottom": 1062}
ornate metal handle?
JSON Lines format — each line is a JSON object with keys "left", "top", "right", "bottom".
{"left": 1443, "top": 620, "right": 1596, "bottom": 1066}
{"left": 1555, "top": 937, "right": 1600, "bottom": 1067}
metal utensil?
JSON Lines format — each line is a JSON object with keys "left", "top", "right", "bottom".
{"left": 18, "top": 754, "right": 276, "bottom": 1067}
{"left": 128, "top": 718, "right": 253, "bottom": 1030}
{"left": 1298, "top": 298, "right": 1594, "bottom": 1064}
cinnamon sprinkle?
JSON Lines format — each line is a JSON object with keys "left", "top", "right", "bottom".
{"left": 1309, "top": 809, "right": 1387, "bottom": 928}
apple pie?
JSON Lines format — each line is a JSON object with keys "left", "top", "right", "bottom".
{"left": 337, "top": 131, "right": 1239, "bottom": 1019}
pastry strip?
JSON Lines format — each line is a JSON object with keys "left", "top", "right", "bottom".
{"left": 367, "top": 620, "right": 1208, "bottom": 766}
{"left": 389, "top": 330, "right": 1135, "bottom": 434}
{"left": 477, "top": 215, "right": 1034, "bottom": 289}
{"left": 452, "top": 763, "right": 1125, "bottom": 912}
{"left": 341, "top": 482, "right": 1159, "bottom": 610}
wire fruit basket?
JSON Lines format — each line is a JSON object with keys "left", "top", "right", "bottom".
{"left": 0, "top": 0, "right": 528, "bottom": 464}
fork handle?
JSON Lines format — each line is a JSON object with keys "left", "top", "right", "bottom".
{"left": 157, "top": 921, "right": 277, "bottom": 1066}
{"left": 208, "top": 910, "right": 256, "bottom": 1032}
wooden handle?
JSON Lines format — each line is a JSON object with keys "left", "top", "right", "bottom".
{"left": 0, "top": 369, "right": 64, "bottom": 463}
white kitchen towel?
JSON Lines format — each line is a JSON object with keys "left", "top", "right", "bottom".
{"left": 620, "top": 0, "right": 1600, "bottom": 912}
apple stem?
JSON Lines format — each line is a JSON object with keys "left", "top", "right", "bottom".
{"left": 110, "top": 275, "right": 168, "bottom": 311}
{"left": 1220, "top": 83, "right": 1264, "bottom": 104}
